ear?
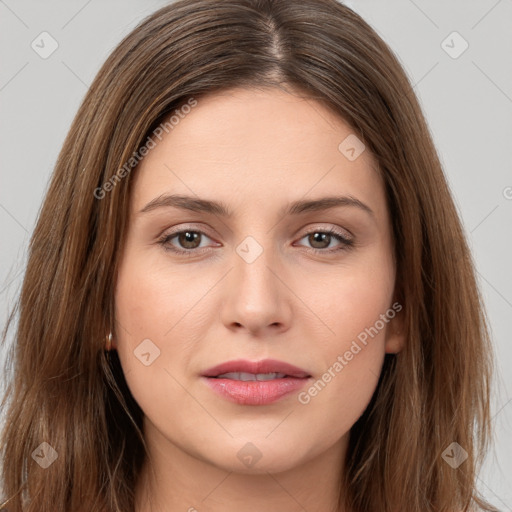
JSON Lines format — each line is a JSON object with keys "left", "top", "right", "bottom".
{"left": 384, "top": 302, "right": 405, "bottom": 354}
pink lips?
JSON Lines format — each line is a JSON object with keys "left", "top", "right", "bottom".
{"left": 201, "top": 358, "right": 311, "bottom": 405}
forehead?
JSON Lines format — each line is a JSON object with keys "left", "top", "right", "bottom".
{"left": 131, "top": 87, "right": 386, "bottom": 219}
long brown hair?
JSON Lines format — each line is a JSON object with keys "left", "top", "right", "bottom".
{"left": 0, "top": 0, "right": 497, "bottom": 510}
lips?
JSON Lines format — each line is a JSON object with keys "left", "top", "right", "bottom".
{"left": 201, "top": 359, "right": 312, "bottom": 405}
{"left": 201, "top": 358, "right": 311, "bottom": 379}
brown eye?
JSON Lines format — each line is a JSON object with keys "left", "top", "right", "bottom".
{"left": 176, "top": 231, "right": 202, "bottom": 249}
{"left": 297, "top": 228, "right": 354, "bottom": 254}
{"left": 308, "top": 232, "right": 333, "bottom": 249}
{"left": 158, "top": 229, "right": 216, "bottom": 256}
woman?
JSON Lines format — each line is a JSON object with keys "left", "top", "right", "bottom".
{"left": 0, "top": 0, "right": 498, "bottom": 510}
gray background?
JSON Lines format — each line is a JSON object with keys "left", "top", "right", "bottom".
{"left": 0, "top": 0, "right": 511, "bottom": 508}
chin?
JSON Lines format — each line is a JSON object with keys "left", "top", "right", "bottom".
{"left": 198, "top": 438, "right": 311, "bottom": 475}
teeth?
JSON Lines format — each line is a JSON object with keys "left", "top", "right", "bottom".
{"left": 216, "top": 372, "right": 287, "bottom": 381}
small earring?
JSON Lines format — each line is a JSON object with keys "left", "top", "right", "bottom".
{"left": 105, "top": 332, "right": 112, "bottom": 351}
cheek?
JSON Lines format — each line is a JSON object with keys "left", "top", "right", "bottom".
{"left": 113, "top": 257, "right": 190, "bottom": 432}
{"left": 113, "top": 248, "right": 218, "bottom": 401}
{"left": 298, "top": 250, "right": 395, "bottom": 412}
{"left": 114, "top": 248, "right": 204, "bottom": 344}
{"left": 313, "top": 248, "right": 395, "bottom": 352}
{"left": 293, "top": 294, "right": 392, "bottom": 451}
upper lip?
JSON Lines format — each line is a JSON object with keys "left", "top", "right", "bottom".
{"left": 202, "top": 358, "right": 311, "bottom": 378}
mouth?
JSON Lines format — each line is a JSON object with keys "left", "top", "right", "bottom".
{"left": 209, "top": 371, "right": 297, "bottom": 381}
{"left": 201, "top": 359, "right": 312, "bottom": 405}
{"left": 201, "top": 358, "right": 311, "bottom": 379}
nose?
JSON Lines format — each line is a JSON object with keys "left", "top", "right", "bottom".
{"left": 219, "top": 239, "right": 292, "bottom": 337}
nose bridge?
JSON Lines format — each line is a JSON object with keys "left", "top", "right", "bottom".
{"left": 222, "top": 232, "right": 290, "bottom": 333}
{"left": 233, "top": 233, "right": 278, "bottom": 300}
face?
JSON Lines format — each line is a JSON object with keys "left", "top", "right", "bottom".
{"left": 114, "top": 86, "right": 404, "bottom": 475}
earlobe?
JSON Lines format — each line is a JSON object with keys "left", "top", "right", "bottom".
{"left": 384, "top": 311, "right": 405, "bottom": 354}
{"left": 384, "top": 328, "right": 405, "bottom": 354}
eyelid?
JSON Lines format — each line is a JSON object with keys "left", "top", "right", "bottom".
{"left": 157, "top": 223, "right": 217, "bottom": 244}
{"left": 300, "top": 224, "right": 353, "bottom": 240}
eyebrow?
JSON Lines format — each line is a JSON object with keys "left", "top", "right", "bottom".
{"left": 138, "top": 193, "right": 374, "bottom": 218}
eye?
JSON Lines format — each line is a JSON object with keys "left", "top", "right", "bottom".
{"left": 157, "top": 228, "right": 217, "bottom": 256}
{"left": 295, "top": 227, "right": 354, "bottom": 254}
{"left": 157, "top": 226, "right": 354, "bottom": 257}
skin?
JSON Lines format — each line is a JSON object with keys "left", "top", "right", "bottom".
{"left": 113, "top": 86, "right": 405, "bottom": 512}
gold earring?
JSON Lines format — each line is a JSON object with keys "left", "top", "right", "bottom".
{"left": 105, "top": 332, "right": 112, "bottom": 351}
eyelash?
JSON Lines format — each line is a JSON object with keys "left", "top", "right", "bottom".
{"left": 157, "top": 226, "right": 354, "bottom": 257}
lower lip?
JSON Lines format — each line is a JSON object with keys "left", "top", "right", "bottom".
{"left": 202, "top": 376, "right": 310, "bottom": 405}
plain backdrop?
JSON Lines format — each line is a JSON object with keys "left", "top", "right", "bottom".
{"left": 0, "top": 0, "right": 511, "bottom": 508}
